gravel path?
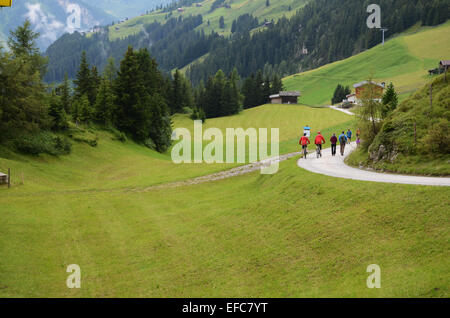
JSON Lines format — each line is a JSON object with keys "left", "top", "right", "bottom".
{"left": 297, "top": 142, "right": 450, "bottom": 187}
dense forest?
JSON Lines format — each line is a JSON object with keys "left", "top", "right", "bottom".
{"left": 0, "top": 22, "right": 174, "bottom": 155}
{"left": 2, "top": 20, "right": 289, "bottom": 158}
{"left": 45, "top": 0, "right": 449, "bottom": 86}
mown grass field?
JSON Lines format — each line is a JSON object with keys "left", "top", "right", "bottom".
{"left": 283, "top": 21, "right": 450, "bottom": 106}
{"left": 108, "top": 0, "right": 307, "bottom": 41}
{"left": 0, "top": 105, "right": 351, "bottom": 194}
{"left": 0, "top": 147, "right": 448, "bottom": 297}
{"left": 0, "top": 105, "right": 448, "bottom": 298}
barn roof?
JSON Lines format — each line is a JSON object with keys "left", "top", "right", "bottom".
{"left": 270, "top": 91, "right": 301, "bottom": 99}
{"left": 353, "top": 81, "right": 385, "bottom": 89}
{"left": 440, "top": 60, "right": 450, "bottom": 66}
{"left": 0, "top": 172, "right": 6, "bottom": 177}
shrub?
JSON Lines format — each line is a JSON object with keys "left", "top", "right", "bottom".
{"left": 14, "top": 132, "right": 72, "bottom": 156}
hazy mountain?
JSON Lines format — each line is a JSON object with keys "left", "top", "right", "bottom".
{"left": 0, "top": 0, "right": 115, "bottom": 51}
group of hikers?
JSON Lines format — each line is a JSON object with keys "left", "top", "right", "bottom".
{"left": 299, "top": 126, "right": 361, "bottom": 158}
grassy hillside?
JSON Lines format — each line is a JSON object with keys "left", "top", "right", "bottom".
{"left": 0, "top": 105, "right": 351, "bottom": 193}
{"left": 109, "top": 0, "right": 308, "bottom": 40}
{"left": 0, "top": 105, "right": 448, "bottom": 298}
{"left": 347, "top": 75, "right": 450, "bottom": 176}
{"left": 283, "top": 21, "right": 450, "bottom": 106}
{"left": 1, "top": 139, "right": 448, "bottom": 297}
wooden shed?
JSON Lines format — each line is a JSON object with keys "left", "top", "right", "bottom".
{"left": 0, "top": 172, "right": 7, "bottom": 185}
{"left": 439, "top": 60, "right": 450, "bottom": 72}
{"left": 269, "top": 91, "right": 301, "bottom": 104}
{"left": 353, "top": 81, "right": 385, "bottom": 99}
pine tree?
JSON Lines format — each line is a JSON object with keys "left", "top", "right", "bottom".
{"left": 59, "top": 73, "right": 72, "bottom": 114}
{"left": 104, "top": 57, "right": 117, "bottom": 85}
{"left": 94, "top": 77, "right": 115, "bottom": 126}
{"left": 48, "top": 90, "right": 68, "bottom": 131}
{"left": 219, "top": 16, "right": 225, "bottom": 29}
{"left": 74, "top": 52, "right": 92, "bottom": 103}
{"left": 90, "top": 65, "right": 101, "bottom": 104}
{"left": 0, "top": 21, "right": 50, "bottom": 141}
{"left": 271, "top": 74, "right": 284, "bottom": 94}
{"left": 381, "top": 82, "right": 398, "bottom": 118}
{"left": 80, "top": 94, "right": 93, "bottom": 124}
{"left": 114, "top": 46, "right": 145, "bottom": 137}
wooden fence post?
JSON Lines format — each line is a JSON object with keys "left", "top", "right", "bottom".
{"left": 430, "top": 84, "right": 433, "bottom": 112}
{"left": 414, "top": 122, "right": 417, "bottom": 145}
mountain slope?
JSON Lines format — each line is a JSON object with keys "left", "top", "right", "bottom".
{"left": 283, "top": 21, "right": 450, "bottom": 105}
{"left": 108, "top": 0, "right": 309, "bottom": 41}
{"left": 79, "top": 0, "right": 172, "bottom": 19}
{"left": 0, "top": 0, "right": 114, "bottom": 50}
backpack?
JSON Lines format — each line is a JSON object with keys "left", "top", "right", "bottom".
{"left": 339, "top": 135, "right": 346, "bottom": 144}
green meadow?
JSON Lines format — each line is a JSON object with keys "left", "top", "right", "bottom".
{"left": 283, "top": 21, "right": 450, "bottom": 105}
{"left": 0, "top": 105, "right": 351, "bottom": 193}
{"left": 1, "top": 141, "right": 448, "bottom": 297}
{"left": 1, "top": 103, "right": 449, "bottom": 297}
{"left": 108, "top": 0, "right": 307, "bottom": 41}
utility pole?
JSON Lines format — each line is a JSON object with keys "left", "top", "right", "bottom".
{"left": 381, "top": 28, "right": 388, "bottom": 45}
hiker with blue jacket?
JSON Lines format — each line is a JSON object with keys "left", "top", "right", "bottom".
{"left": 339, "top": 131, "right": 348, "bottom": 156}
{"left": 346, "top": 129, "right": 353, "bottom": 144}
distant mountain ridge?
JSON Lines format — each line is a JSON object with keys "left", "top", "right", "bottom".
{"left": 0, "top": 0, "right": 115, "bottom": 50}
{"left": 0, "top": 0, "right": 171, "bottom": 51}
{"left": 43, "top": 0, "right": 449, "bottom": 85}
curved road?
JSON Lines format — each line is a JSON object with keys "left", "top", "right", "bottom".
{"left": 297, "top": 142, "right": 450, "bottom": 187}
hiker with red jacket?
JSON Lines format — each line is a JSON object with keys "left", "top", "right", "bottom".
{"left": 299, "top": 133, "right": 310, "bottom": 158}
{"left": 314, "top": 131, "right": 326, "bottom": 157}
{"left": 330, "top": 133, "right": 338, "bottom": 156}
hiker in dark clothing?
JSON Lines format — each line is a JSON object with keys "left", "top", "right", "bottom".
{"left": 339, "top": 131, "right": 348, "bottom": 156}
{"left": 330, "top": 133, "right": 338, "bottom": 156}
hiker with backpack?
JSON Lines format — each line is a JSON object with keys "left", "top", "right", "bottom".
{"left": 330, "top": 133, "right": 338, "bottom": 156}
{"left": 339, "top": 131, "right": 348, "bottom": 156}
{"left": 347, "top": 129, "right": 353, "bottom": 144}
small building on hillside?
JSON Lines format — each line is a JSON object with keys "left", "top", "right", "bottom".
{"left": 344, "top": 93, "right": 357, "bottom": 104}
{"left": 353, "top": 81, "right": 385, "bottom": 100}
{"left": 439, "top": 60, "right": 450, "bottom": 72}
{"left": 0, "top": 172, "right": 7, "bottom": 185}
{"left": 269, "top": 91, "right": 301, "bottom": 104}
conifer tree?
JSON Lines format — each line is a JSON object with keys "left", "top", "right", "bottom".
{"left": 74, "top": 52, "right": 92, "bottom": 103}
{"left": 59, "top": 73, "right": 72, "bottom": 114}
{"left": 94, "top": 77, "right": 115, "bottom": 126}
{"left": 381, "top": 82, "right": 398, "bottom": 118}
{"left": 48, "top": 90, "right": 68, "bottom": 131}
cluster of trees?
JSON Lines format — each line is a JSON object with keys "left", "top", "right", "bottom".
{"left": 331, "top": 84, "right": 352, "bottom": 105}
{"left": 45, "top": 15, "right": 220, "bottom": 83}
{"left": 195, "top": 69, "right": 242, "bottom": 119}
{"left": 66, "top": 47, "right": 173, "bottom": 152}
{"left": 0, "top": 21, "right": 176, "bottom": 155}
{"left": 241, "top": 72, "right": 284, "bottom": 109}
{"left": 231, "top": 14, "right": 260, "bottom": 34}
{"left": 0, "top": 21, "right": 69, "bottom": 155}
